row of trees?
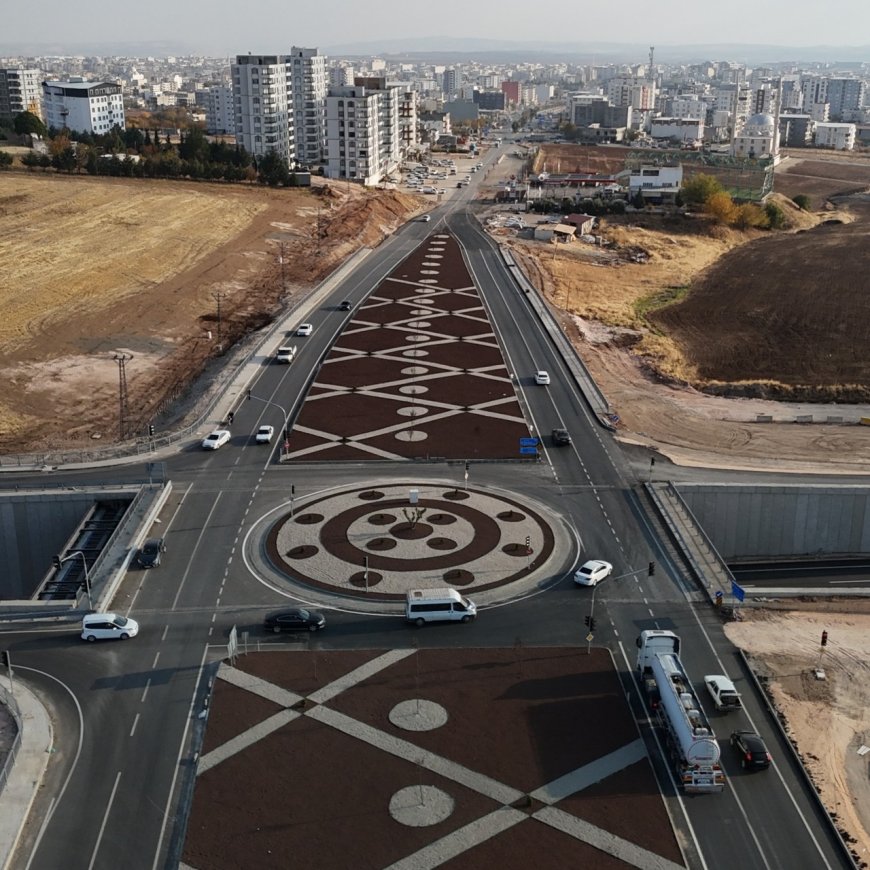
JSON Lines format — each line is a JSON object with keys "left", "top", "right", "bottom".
{"left": 681, "top": 173, "right": 786, "bottom": 229}
{"left": 6, "top": 110, "right": 304, "bottom": 187}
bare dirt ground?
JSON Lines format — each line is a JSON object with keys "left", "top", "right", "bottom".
{"left": 726, "top": 608, "right": 870, "bottom": 867}
{"left": 0, "top": 173, "right": 423, "bottom": 450}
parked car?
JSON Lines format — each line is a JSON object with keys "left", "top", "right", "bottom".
{"left": 534, "top": 371, "right": 551, "bottom": 385}
{"left": 573, "top": 559, "right": 613, "bottom": 586}
{"left": 730, "top": 730, "right": 772, "bottom": 770}
{"left": 202, "top": 429, "right": 231, "bottom": 450}
{"left": 137, "top": 537, "right": 165, "bottom": 568}
{"left": 81, "top": 613, "right": 139, "bottom": 642}
{"left": 264, "top": 608, "right": 326, "bottom": 633}
{"left": 296, "top": 323, "right": 313, "bottom": 336}
{"left": 255, "top": 425, "right": 275, "bottom": 444}
{"left": 552, "top": 428, "right": 571, "bottom": 446}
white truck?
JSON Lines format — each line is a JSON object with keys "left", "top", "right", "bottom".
{"left": 704, "top": 675, "right": 742, "bottom": 711}
{"left": 637, "top": 630, "right": 725, "bottom": 793}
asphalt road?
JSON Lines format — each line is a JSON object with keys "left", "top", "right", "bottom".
{"left": 0, "top": 148, "right": 853, "bottom": 870}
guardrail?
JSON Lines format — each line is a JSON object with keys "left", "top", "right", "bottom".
{"left": 0, "top": 682, "right": 22, "bottom": 800}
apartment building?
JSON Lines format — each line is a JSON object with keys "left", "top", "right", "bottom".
{"left": 289, "top": 47, "right": 327, "bottom": 166}
{"left": 606, "top": 76, "right": 656, "bottom": 110}
{"left": 232, "top": 54, "right": 293, "bottom": 162}
{"left": 205, "top": 85, "right": 234, "bottom": 134}
{"left": 325, "top": 79, "right": 401, "bottom": 185}
{"left": 501, "top": 80, "right": 520, "bottom": 106}
{"left": 825, "top": 78, "right": 866, "bottom": 121}
{"left": 0, "top": 67, "right": 43, "bottom": 120}
{"left": 398, "top": 89, "right": 420, "bottom": 152}
{"left": 814, "top": 122, "right": 856, "bottom": 151}
{"left": 42, "top": 78, "right": 125, "bottom": 133}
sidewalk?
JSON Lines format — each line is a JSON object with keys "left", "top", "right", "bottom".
{"left": 0, "top": 673, "right": 53, "bottom": 870}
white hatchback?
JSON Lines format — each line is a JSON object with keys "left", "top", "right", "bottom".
{"left": 534, "top": 371, "right": 551, "bottom": 385}
{"left": 574, "top": 560, "right": 613, "bottom": 587}
{"left": 296, "top": 323, "right": 313, "bottom": 337}
{"left": 81, "top": 613, "right": 139, "bottom": 641}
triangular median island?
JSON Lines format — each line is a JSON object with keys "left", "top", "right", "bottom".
{"left": 284, "top": 233, "right": 531, "bottom": 461}
{"left": 182, "top": 647, "right": 685, "bottom": 870}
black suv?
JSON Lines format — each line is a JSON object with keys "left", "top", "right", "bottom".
{"left": 730, "top": 730, "right": 771, "bottom": 770}
{"left": 552, "top": 428, "right": 571, "bottom": 446}
{"left": 338, "top": 300, "right": 352, "bottom": 311}
{"left": 137, "top": 538, "right": 165, "bottom": 568}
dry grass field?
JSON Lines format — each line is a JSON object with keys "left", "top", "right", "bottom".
{"left": 0, "top": 174, "right": 422, "bottom": 450}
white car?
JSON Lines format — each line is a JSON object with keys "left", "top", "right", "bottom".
{"left": 574, "top": 560, "right": 613, "bottom": 587}
{"left": 81, "top": 613, "right": 139, "bottom": 642}
{"left": 534, "top": 371, "right": 551, "bottom": 385}
{"left": 296, "top": 323, "right": 313, "bottom": 336}
{"left": 255, "top": 425, "right": 275, "bottom": 444}
{"left": 419, "top": 214, "right": 431, "bottom": 222}
{"left": 202, "top": 429, "right": 231, "bottom": 450}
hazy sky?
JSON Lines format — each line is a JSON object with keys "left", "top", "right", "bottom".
{"left": 7, "top": 0, "right": 870, "bottom": 54}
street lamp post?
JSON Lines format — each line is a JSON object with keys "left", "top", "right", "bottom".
{"left": 246, "top": 390, "right": 289, "bottom": 458}
{"left": 55, "top": 550, "right": 93, "bottom": 610}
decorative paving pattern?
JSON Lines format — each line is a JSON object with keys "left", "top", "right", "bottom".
{"left": 264, "top": 484, "right": 556, "bottom": 599}
{"left": 181, "top": 649, "right": 686, "bottom": 870}
{"left": 283, "top": 233, "right": 532, "bottom": 462}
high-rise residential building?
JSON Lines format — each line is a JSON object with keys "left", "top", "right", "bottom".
{"left": 606, "top": 76, "right": 656, "bottom": 110}
{"left": 42, "top": 78, "right": 124, "bottom": 134}
{"left": 825, "top": 78, "right": 865, "bottom": 121}
{"left": 232, "top": 54, "right": 293, "bottom": 163}
{"left": 501, "top": 81, "right": 521, "bottom": 106}
{"left": 325, "top": 78, "right": 400, "bottom": 185}
{"left": 289, "top": 47, "right": 327, "bottom": 166}
{"left": 442, "top": 68, "right": 458, "bottom": 97}
{"left": 330, "top": 65, "right": 354, "bottom": 89}
{"left": 398, "top": 89, "right": 420, "bottom": 153}
{"left": 0, "top": 67, "right": 43, "bottom": 120}
{"left": 205, "top": 85, "right": 234, "bottom": 134}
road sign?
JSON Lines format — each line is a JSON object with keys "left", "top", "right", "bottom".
{"left": 585, "top": 632, "right": 594, "bottom": 642}
{"left": 730, "top": 579, "right": 746, "bottom": 602}
{"left": 519, "top": 437, "right": 539, "bottom": 447}
{"left": 519, "top": 446, "right": 539, "bottom": 455}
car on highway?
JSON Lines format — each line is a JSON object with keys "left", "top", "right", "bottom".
{"left": 81, "top": 613, "right": 139, "bottom": 642}
{"left": 296, "top": 323, "right": 313, "bottom": 336}
{"left": 419, "top": 214, "right": 431, "bottom": 222}
{"left": 534, "top": 371, "right": 551, "bottom": 385}
{"left": 264, "top": 608, "right": 326, "bottom": 633}
{"left": 730, "top": 730, "right": 772, "bottom": 770}
{"left": 573, "top": 560, "right": 613, "bottom": 586}
{"left": 551, "top": 428, "right": 571, "bottom": 446}
{"left": 338, "top": 300, "right": 352, "bottom": 311}
{"left": 202, "top": 429, "right": 231, "bottom": 450}
{"left": 255, "top": 425, "right": 275, "bottom": 444}
{"left": 136, "top": 537, "right": 165, "bottom": 568}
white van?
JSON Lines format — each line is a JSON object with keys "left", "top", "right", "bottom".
{"left": 276, "top": 345, "right": 296, "bottom": 364}
{"left": 81, "top": 613, "right": 139, "bottom": 641}
{"left": 405, "top": 588, "right": 477, "bottom": 626}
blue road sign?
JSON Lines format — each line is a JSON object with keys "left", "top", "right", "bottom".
{"left": 730, "top": 579, "right": 745, "bottom": 602}
{"left": 519, "top": 446, "right": 539, "bottom": 455}
{"left": 519, "top": 437, "right": 539, "bottom": 447}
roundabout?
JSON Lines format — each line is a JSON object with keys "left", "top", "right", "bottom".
{"left": 256, "top": 482, "right": 570, "bottom": 604}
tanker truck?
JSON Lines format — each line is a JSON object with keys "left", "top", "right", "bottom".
{"left": 636, "top": 630, "right": 725, "bottom": 793}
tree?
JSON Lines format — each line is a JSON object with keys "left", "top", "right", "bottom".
{"left": 0, "top": 150, "right": 13, "bottom": 169}
{"left": 764, "top": 201, "right": 786, "bottom": 229}
{"left": 257, "top": 151, "right": 290, "bottom": 186}
{"left": 13, "top": 111, "right": 47, "bottom": 138}
{"left": 52, "top": 145, "right": 78, "bottom": 174}
{"left": 792, "top": 194, "right": 811, "bottom": 211}
{"left": 733, "top": 202, "right": 766, "bottom": 230}
{"left": 705, "top": 191, "right": 737, "bottom": 224}
{"left": 681, "top": 173, "right": 723, "bottom": 206}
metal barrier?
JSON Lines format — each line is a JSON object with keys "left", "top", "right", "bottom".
{"left": 0, "top": 682, "right": 22, "bottom": 799}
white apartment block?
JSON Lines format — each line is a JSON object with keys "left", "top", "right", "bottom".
{"left": 670, "top": 97, "right": 708, "bottom": 120}
{"left": 606, "top": 76, "right": 656, "bottom": 110}
{"left": 289, "top": 47, "right": 327, "bottom": 166}
{"left": 330, "top": 65, "right": 354, "bottom": 89}
{"left": 232, "top": 55, "right": 293, "bottom": 161}
{"left": 628, "top": 164, "right": 683, "bottom": 197}
{"left": 0, "top": 67, "right": 43, "bottom": 120}
{"left": 205, "top": 85, "right": 234, "bottom": 134}
{"left": 814, "top": 122, "right": 856, "bottom": 150}
{"left": 398, "top": 89, "right": 420, "bottom": 152}
{"left": 534, "top": 84, "right": 555, "bottom": 104}
{"left": 650, "top": 117, "right": 704, "bottom": 142}
{"left": 42, "top": 78, "right": 125, "bottom": 134}
{"left": 325, "top": 80, "right": 400, "bottom": 186}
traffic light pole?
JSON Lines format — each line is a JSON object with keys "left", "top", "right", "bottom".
{"left": 246, "top": 390, "right": 289, "bottom": 457}
{"left": 55, "top": 551, "right": 93, "bottom": 610}
{"left": 585, "top": 563, "right": 657, "bottom": 655}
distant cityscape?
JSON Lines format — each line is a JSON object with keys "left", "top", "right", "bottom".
{"left": 1, "top": 48, "right": 869, "bottom": 186}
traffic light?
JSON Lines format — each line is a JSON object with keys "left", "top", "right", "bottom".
{"left": 821, "top": 630, "right": 828, "bottom": 647}
{"left": 148, "top": 424, "right": 155, "bottom": 437}
{"left": 589, "top": 617, "right": 596, "bottom": 632}
{"left": 584, "top": 615, "right": 590, "bottom": 627}
{"left": 648, "top": 561, "right": 656, "bottom": 576}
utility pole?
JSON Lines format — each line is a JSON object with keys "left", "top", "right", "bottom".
{"left": 113, "top": 352, "right": 132, "bottom": 441}
{"left": 277, "top": 242, "right": 288, "bottom": 294}
{"left": 212, "top": 291, "right": 223, "bottom": 345}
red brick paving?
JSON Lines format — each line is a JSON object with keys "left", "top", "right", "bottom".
{"left": 182, "top": 648, "right": 684, "bottom": 869}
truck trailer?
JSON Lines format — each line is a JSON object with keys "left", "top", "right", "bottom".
{"left": 637, "top": 630, "right": 725, "bottom": 793}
